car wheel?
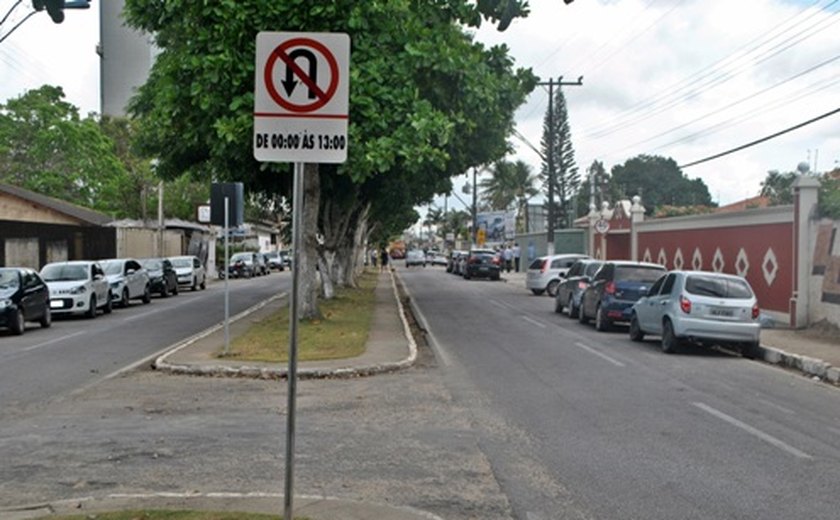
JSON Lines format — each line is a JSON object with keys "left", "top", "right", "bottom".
{"left": 161, "top": 283, "right": 169, "bottom": 298}
{"left": 172, "top": 283, "right": 179, "bottom": 295}
{"left": 568, "top": 295, "right": 579, "bottom": 319}
{"left": 595, "top": 304, "right": 611, "bottom": 332}
{"left": 629, "top": 314, "right": 645, "bottom": 342}
{"left": 661, "top": 319, "right": 680, "bottom": 354}
{"left": 547, "top": 280, "right": 560, "bottom": 297}
{"left": 192, "top": 277, "right": 198, "bottom": 291}
{"left": 492, "top": 273, "right": 500, "bottom": 281}
{"left": 142, "top": 285, "right": 151, "bottom": 304}
{"left": 554, "top": 295, "right": 563, "bottom": 314}
{"left": 40, "top": 307, "right": 52, "bottom": 328}
{"left": 531, "top": 289, "right": 544, "bottom": 296}
{"left": 10, "top": 309, "right": 25, "bottom": 335}
{"left": 200, "top": 278, "right": 206, "bottom": 290}
{"left": 85, "top": 295, "right": 97, "bottom": 319}
{"left": 741, "top": 341, "right": 761, "bottom": 360}
{"left": 120, "top": 288, "right": 130, "bottom": 308}
{"left": 578, "top": 302, "right": 589, "bottom": 324}
{"left": 103, "top": 293, "right": 113, "bottom": 314}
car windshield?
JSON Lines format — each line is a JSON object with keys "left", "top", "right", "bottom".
{"left": 686, "top": 275, "right": 753, "bottom": 299}
{"left": 615, "top": 266, "right": 665, "bottom": 283}
{"left": 41, "top": 264, "right": 88, "bottom": 282}
{"left": 0, "top": 269, "right": 20, "bottom": 289}
{"left": 231, "top": 253, "right": 251, "bottom": 262}
{"left": 101, "top": 261, "right": 123, "bottom": 275}
{"left": 171, "top": 258, "right": 192, "bottom": 268}
{"left": 140, "top": 259, "right": 162, "bottom": 270}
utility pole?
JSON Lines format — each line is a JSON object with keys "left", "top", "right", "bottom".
{"left": 537, "top": 75, "right": 583, "bottom": 256}
{"left": 471, "top": 167, "right": 478, "bottom": 247}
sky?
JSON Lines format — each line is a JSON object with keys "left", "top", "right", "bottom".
{"left": 1, "top": 0, "right": 838, "bottom": 216}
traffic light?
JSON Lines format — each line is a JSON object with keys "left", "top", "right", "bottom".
{"left": 32, "top": 0, "right": 90, "bottom": 24}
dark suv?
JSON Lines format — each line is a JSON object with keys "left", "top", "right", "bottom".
{"left": 554, "top": 259, "right": 604, "bottom": 318}
{"left": 463, "top": 249, "right": 501, "bottom": 281}
{"left": 578, "top": 261, "right": 666, "bottom": 331}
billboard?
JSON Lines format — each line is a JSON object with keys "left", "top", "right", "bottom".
{"left": 476, "top": 211, "right": 516, "bottom": 245}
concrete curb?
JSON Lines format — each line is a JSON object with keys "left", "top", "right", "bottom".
{"left": 0, "top": 492, "right": 445, "bottom": 520}
{"left": 152, "top": 270, "right": 416, "bottom": 380}
{"left": 754, "top": 344, "right": 839, "bottom": 384}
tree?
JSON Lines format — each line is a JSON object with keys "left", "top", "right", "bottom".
{"left": 539, "top": 85, "right": 579, "bottom": 229}
{"left": 0, "top": 86, "right": 127, "bottom": 216}
{"left": 759, "top": 170, "right": 796, "bottom": 205}
{"left": 124, "top": 1, "right": 535, "bottom": 318}
{"left": 610, "top": 154, "right": 714, "bottom": 214}
{"left": 573, "top": 159, "right": 619, "bottom": 218}
{"left": 479, "top": 159, "right": 537, "bottom": 231}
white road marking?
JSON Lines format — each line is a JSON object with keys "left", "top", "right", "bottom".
{"left": 490, "top": 299, "right": 513, "bottom": 310}
{"left": 692, "top": 402, "right": 812, "bottom": 459}
{"left": 522, "top": 316, "right": 546, "bottom": 329}
{"left": 574, "top": 342, "right": 626, "bottom": 367}
{"left": 120, "top": 308, "right": 162, "bottom": 323}
{"left": 22, "top": 331, "right": 86, "bottom": 352}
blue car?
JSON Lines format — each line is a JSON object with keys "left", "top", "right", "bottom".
{"left": 578, "top": 261, "right": 666, "bottom": 332}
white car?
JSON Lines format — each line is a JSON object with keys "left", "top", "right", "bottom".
{"left": 169, "top": 255, "right": 207, "bottom": 290}
{"left": 100, "top": 258, "right": 152, "bottom": 308}
{"left": 526, "top": 254, "right": 590, "bottom": 296}
{"left": 40, "top": 261, "right": 112, "bottom": 318}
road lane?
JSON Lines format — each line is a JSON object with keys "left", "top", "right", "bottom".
{"left": 0, "top": 274, "right": 290, "bottom": 413}
{"left": 399, "top": 265, "right": 840, "bottom": 520}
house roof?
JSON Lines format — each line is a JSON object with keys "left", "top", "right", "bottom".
{"left": 0, "top": 182, "right": 112, "bottom": 226}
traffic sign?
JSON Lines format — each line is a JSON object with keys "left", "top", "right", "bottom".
{"left": 594, "top": 219, "right": 610, "bottom": 234}
{"left": 254, "top": 32, "right": 350, "bottom": 163}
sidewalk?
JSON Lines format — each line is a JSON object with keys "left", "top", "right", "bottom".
{"left": 502, "top": 270, "right": 840, "bottom": 384}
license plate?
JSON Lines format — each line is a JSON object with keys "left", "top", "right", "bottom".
{"left": 710, "top": 308, "right": 733, "bottom": 317}
{"left": 479, "top": 267, "right": 488, "bottom": 272}
{"left": 50, "top": 300, "right": 62, "bottom": 309}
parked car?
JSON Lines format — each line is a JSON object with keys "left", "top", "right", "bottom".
{"left": 100, "top": 258, "right": 152, "bottom": 307}
{"left": 0, "top": 267, "right": 51, "bottom": 334}
{"left": 526, "top": 254, "right": 590, "bottom": 296}
{"left": 227, "top": 252, "right": 257, "bottom": 278}
{"left": 447, "top": 250, "right": 467, "bottom": 274}
{"left": 40, "top": 261, "right": 112, "bottom": 318}
{"left": 139, "top": 258, "right": 179, "bottom": 297}
{"left": 264, "top": 251, "right": 285, "bottom": 271}
{"left": 169, "top": 255, "right": 207, "bottom": 290}
{"left": 463, "top": 249, "right": 501, "bottom": 281}
{"left": 430, "top": 252, "right": 448, "bottom": 266}
{"left": 554, "top": 259, "right": 604, "bottom": 318}
{"left": 629, "top": 270, "right": 761, "bottom": 356}
{"left": 279, "top": 250, "right": 292, "bottom": 269}
{"left": 406, "top": 249, "right": 427, "bottom": 267}
{"left": 578, "top": 261, "right": 666, "bottom": 331}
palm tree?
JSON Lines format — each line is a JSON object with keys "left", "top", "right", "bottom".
{"left": 423, "top": 206, "right": 444, "bottom": 242}
{"left": 479, "top": 160, "right": 538, "bottom": 232}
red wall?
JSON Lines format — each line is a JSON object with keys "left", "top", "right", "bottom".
{"left": 638, "top": 223, "right": 793, "bottom": 313}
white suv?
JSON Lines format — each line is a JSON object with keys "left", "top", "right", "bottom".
{"left": 169, "top": 255, "right": 207, "bottom": 291}
{"left": 526, "top": 254, "right": 590, "bottom": 296}
{"left": 100, "top": 258, "right": 152, "bottom": 308}
{"left": 40, "top": 261, "right": 113, "bottom": 318}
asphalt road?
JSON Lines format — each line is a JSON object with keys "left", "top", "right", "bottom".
{"left": 400, "top": 266, "right": 840, "bottom": 520}
{"left": 0, "top": 273, "right": 290, "bottom": 414}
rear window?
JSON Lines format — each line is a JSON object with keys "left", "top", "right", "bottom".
{"left": 685, "top": 275, "right": 753, "bottom": 299}
{"left": 584, "top": 263, "right": 603, "bottom": 276}
{"left": 528, "top": 258, "right": 544, "bottom": 270}
{"left": 615, "top": 266, "right": 665, "bottom": 283}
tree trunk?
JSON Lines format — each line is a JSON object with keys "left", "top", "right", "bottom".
{"left": 299, "top": 163, "right": 321, "bottom": 320}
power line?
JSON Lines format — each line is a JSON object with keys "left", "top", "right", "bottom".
{"left": 582, "top": 0, "right": 839, "bottom": 139}
{"left": 679, "top": 106, "right": 840, "bottom": 168}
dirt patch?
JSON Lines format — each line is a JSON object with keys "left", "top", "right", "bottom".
{"left": 797, "top": 319, "right": 840, "bottom": 341}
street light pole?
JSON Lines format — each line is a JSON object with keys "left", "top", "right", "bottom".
{"left": 471, "top": 167, "right": 477, "bottom": 247}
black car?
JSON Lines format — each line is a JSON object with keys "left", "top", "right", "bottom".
{"left": 554, "top": 259, "right": 604, "bottom": 318}
{"left": 0, "top": 267, "right": 52, "bottom": 335}
{"left": 139, "top": 258, "right": 179, "bottom": 297}
{"left": 463, "top": 251, "right": 501, "bottom": 281}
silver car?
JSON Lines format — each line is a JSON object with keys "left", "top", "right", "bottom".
{"left": 629, "top": 270, "right": 761, "bottom": 356}
{"left": 526, "top": 254, "right": 590, "bottom": 296}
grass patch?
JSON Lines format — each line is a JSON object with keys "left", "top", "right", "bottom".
{"left": 221, "top": 271, "right": 378, "bottom": 363}
{"left": 35, "top": 511, "right": 298, "bottom": 520}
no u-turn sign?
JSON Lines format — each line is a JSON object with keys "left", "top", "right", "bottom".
{"left": 254, "top": 31, "right": 350, "bottom": 163}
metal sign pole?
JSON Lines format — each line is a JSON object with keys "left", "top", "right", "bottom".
{"left": 223, "top": 196, "right": 230, "bottom": 355}
{"left": 285, "top": 161, "right": 304, "bottom": 520}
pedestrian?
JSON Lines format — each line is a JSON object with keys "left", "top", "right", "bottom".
{"left": 370, "top": 248, "right": 377, "bottom": 268}
{"left": 503, "top": 244, "right": 513, "bottom": 273}
{"left": 379, "top": 247, "right": 389, "bottom": 273}
{"left": 513, "top": 242, "right": 521, "bottom": 272}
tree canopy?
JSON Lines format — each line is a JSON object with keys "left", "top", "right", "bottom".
{"left": 610, "top": 154, "right": 714, "bottom": 214}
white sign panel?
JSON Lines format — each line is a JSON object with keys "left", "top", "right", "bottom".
{"left": 254, "top": 32, "right": 350, "bottom": 163}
